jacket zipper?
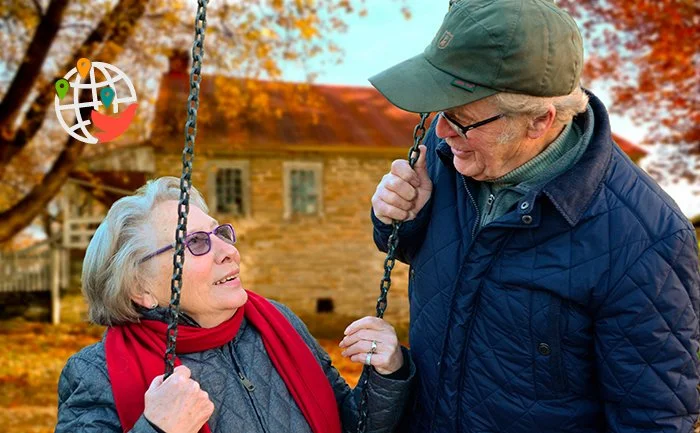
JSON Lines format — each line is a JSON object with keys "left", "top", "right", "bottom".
{"left": 455, "top": 230, "right": 516, "bottom": 431}
{"left": 430, "top": 176, "right": 482, "bottom": 432}
{"left": 226, "top": 344, "right": 268, "bottom": 433}
{"left": 462, "top": 175, "right": 480, "bottom": 239}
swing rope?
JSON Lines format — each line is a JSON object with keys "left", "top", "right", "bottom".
{"left": 164, "top": 0, "right": 209, "bottom": 379}
{"left": 167, "top": 2, "right": 432, "bottom": 431}
{"left": 355, "top": 112, "right": 429, "bottom": 433}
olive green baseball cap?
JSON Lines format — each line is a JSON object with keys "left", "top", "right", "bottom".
{"left": 369, "top": 0, "right": 583, "bottom": 113}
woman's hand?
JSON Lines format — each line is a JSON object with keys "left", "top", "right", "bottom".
{"left": 339, "top": 316, "right": 404, "bottom": 375}
{"left": 143, "top": 365, "right": 214, "bottom": 433}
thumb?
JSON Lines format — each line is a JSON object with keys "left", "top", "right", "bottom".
{"left": 148, "top": 374, "right": 164, "bottom": 391}
{"left": 412, "top": 145, "right": 430, "bottom": 182}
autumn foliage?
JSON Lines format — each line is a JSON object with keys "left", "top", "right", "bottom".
{"left": 558, "top": 0, "right": 699, "bottom": 151}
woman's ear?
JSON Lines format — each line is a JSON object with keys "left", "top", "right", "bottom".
{"left": 527, "top": 105, "right": 557, "bottom": 139}
{"left": 131, "top": 290, "right": 158, "bottom": 309}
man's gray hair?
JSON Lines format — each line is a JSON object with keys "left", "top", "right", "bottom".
{"left": 493, "top": 86, "right": 589, "bottom": 125}
{"left": 488, "top": 86, "right": 588, "bottom": 145}
{"left": 82, "top": 176, "right": 209, "bottom": 326}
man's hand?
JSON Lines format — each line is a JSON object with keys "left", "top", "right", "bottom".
{"left": 372, "top": 145, "right": 432, "bottom": 224}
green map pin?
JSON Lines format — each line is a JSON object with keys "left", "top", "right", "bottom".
{"left": 55, "top": 79, "right": 69, "bottom": 99}
{"left": 100, "top": 87, "right": 115, "bottom": 109}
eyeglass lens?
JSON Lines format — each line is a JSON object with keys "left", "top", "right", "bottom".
{"left": 186, "top": 225, "right": 236, "bottom": 256}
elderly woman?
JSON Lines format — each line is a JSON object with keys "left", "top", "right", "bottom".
{"left": 56, "top": 176, "right": 414, "bottom": 433}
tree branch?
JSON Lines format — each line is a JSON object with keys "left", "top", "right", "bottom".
{"left": 0, "top": 136, "right": 85, "bottom": 244}
{"left": 31, "top": 0, "right": 45, "bottom": 17}
{"left": 0, "top": 0, "right": 69, "bottom": 143}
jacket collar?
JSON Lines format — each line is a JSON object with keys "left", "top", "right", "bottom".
{"left": 540, "top": 91, "right": 613, "bottom": 226}
{"left": 436, "top": 90, "right": 613, "bottom": 227}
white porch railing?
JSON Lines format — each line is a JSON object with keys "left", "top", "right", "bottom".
{"left": 0, "top": 237, "right": 66, "bottom": 324}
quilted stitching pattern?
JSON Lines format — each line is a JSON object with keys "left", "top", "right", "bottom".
{"left": 373, "top": 93, "right": 700, "bottom": 433}
{"left": 56, "top": 302, "right": 415, "bottom": 433}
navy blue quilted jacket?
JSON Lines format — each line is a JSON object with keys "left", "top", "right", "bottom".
{"left": 372, "top": 92, "right": 700, "bottom": 433}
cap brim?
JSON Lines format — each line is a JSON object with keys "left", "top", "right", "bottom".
{"left": 368, "top": 54, "right": 498, "bottom": 113}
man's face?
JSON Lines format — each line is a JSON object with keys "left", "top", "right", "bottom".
{"left": 436, "top": 98, "right": 526, "bottom": 181}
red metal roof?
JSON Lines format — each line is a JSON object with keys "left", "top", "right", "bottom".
{"left": 152, "top": 74, "right": 433, "bottom": 154}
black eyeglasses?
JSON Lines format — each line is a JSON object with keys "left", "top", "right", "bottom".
{"left": 139, "top": 224, "right": 236, "bottom": 263}
{"left": 439, "top": 111, "right": 505, "bottom": 139}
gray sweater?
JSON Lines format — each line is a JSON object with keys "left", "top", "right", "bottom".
{"left": 55, "top": 301, "right": 415, "bottom": 433}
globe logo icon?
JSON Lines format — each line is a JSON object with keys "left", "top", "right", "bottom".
{"left": 54, "top": 59, "right": 138, "bottom": 144}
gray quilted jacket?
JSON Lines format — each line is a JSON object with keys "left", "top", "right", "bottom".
{"left": 55, "top": 301, "right": 415, "bottom": 433}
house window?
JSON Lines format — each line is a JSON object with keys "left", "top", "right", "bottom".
{"left": 316, "top": 298, "right": 334, "bottom": 313}
{"left": 283, "top": 162, "right": 323, "bottom": 218}
{"left": 208, "top": 160, "right": 250, "bottom": 216}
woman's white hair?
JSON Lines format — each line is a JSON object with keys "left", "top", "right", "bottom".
{"left": 82, "top": 176, "right": 208, "bottom": 326}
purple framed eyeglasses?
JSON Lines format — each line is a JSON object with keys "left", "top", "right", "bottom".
{"left": 139, "top": 224, "right": 236, "bottom": 263}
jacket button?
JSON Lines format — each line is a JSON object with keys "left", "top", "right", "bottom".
{"left": 538, "top": 343, "right": 551, "bottom": 356}
{"left": 522, "top": 215, "right": 533, "bottom": 224}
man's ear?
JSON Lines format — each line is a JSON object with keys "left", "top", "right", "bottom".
{"left": 527, "top": 105, "right": 557, "bottom": 139}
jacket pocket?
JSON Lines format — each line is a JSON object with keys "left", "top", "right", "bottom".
{"left": 531, "top": 291, "right": 569, "bottom": 397}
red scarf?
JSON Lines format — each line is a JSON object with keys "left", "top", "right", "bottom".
{"left": 105, "top": 290, "right": 341, "bottom": 433}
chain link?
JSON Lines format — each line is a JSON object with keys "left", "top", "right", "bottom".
{"left": 356, "top": 112, "right": 430, "bottom": 433}
{"left": 164, "top": 0, "right": 209, "bottom": 379}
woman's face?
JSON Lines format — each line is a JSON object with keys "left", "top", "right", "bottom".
{"left": 141, "top": 200, "right": 247, "bottom": 328}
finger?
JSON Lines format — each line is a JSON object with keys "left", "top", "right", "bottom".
{"left": 384, "top": 175, "right": 418, "bottom": 202}
{"left": 342, "top": 339, "right": 380, "bottom": 357}
{"left": 344, "top": 316, "right": 387, "bottom": 336}
{"left": 376, "top": 188, "right": 414, "bottom": 212}
{"left": 349, "top": 351, "right": 386, "bottom": 366}
{"left": 390, "top": 160, "right": 421, "bottom": 188}
{"left": 190, "top": 379, "right": 201, "bottom": 392}
{"left": 373, "top": 200, "right": 410, "bottom": 223}
{"left": 340, "top": 329, "right": 384, "bottom": 349}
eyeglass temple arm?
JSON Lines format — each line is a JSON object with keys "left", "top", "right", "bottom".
{"left": 139, "top": 244, "right": 175, "bottom": 264}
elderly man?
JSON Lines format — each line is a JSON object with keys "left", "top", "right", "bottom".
{"left": 369, "top": 1, "right": 700, "bottom": 432}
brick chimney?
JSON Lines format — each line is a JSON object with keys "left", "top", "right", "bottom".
{"left": 168, "top": 49, "right": 190, "bottom": 76}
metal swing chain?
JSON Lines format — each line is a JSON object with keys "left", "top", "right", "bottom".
{"left": 164, "top": 0, "right": 209, "bottom": 379}
{"left": 356, "top": 112, "right": 430, "bottom": 433}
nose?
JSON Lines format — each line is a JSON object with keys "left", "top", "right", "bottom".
{"left": 435, "top": 113, "right": 458, "bottom": 139}
{"left": 212, "top": 235, "right": 240, "bottom": 264}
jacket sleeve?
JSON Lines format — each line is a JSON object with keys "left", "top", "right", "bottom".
{"left": 371, "top": 121, "right": 440, "bottom": 265}
{"left": 595, "top": 228, "right": 700, "bottom": 432}
{"left": 56, "top": 351, "right": 159, "bottom": 433}
{"left": 274, "top": 302, "right": 416, "bottom": 433}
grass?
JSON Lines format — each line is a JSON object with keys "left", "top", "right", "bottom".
{"left": 2, "top": 293, "right": 698, "bottom": 432}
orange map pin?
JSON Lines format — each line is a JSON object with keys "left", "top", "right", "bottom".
{"left": 77, "top": 58, "right": 92, "bottom": 78}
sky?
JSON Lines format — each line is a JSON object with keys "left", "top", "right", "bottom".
{"left": 281, "top": 2, "right": 698, "bottom": 217}
{"left": 281, "top": 1, "right": 649, "bottom": 145}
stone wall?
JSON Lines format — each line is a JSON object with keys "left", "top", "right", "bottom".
{"left": 155, "top": 150, "right": 411, "bottom": 333}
